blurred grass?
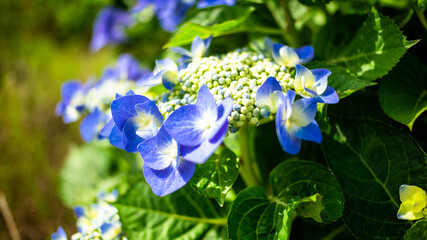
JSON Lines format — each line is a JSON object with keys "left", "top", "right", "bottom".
{"left": 0, "top": 1, "right": 121, "bottom": 239}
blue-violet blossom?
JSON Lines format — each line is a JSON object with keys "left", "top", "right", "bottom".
{"left": 197, "top": 0, "right": 236, "bottom": 8}
{"left": 152, "top": 58, "right": 180, "bottom": 90}
{"left": 90, "top": 6, "right": 134, "bottom": 52}
{"left": 172, "top": 35, "right": 213, "bottom": 68}
{"left": 294, "top": 64, "right": 339, "bottom": 104}
{"left": 272, "top": 43, "right": 314, "bottom": 67}
{"left": 164, "top": 85, "right": 233, "bottom": 163}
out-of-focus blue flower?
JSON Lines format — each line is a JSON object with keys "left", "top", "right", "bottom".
{"left": 134, "top": 0, "right": 195, "bottom": 32}
{"left": 80, "top": 108, "right": 110, "bottom": 142}
{"left": 152, "top": 59, "right": 180, "bottom": 90}
{"left": 197, "top": 0, "right": 236, "bottom": 8}
{"left": 90, "top": 6, "right": 134, "bottom": 52}
{"left": 255, "top": 76, "right": 284, "bottom": 118}
{"left": 139, "top": 126, "right": 195, "bottom": 196}
{"left": 164, "top": 85, "right": 233, "bottom": 163}
{"left": 275, "top": 90, "right": 321, "bottom": 155}
{"left": 55, "top": 81, "right": 85, "bottom": 124}
{"left": 172, "top": 35, "right": 213, "bottom": 68}
{"left": 109, "top": 91, "right": 163, "bottom": 152}
{"left": 51, "top": 227, "right": 67, "bottom": 240}
{"left": 294, "top": 64, "right": 339, "bottom": 104}
{"left": 272, "top": 43, "right": 314, "bottom": 67}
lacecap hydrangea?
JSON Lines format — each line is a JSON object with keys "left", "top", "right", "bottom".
{"left": 100, "top": 36, "right": 339, "bottom": 196}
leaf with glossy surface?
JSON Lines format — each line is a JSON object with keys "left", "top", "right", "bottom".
{"left": 190, "top": 148, "right": 240, "bottom": 206}
{"left": 322, "top": 119, "right": 427, "bottom": 240}
{"left": 227, "top": 161, "right": 345, "bottom": 240}
{"left": 115, "top": 180, "right": 227, "bottom": 240}
{"left": 404, "top": 220, "right": 427, "bottom": 240}
{"left": 379, "top": 54, "right": 427, "bottom": 130}
{"left": 320, "top": 8, "right": 416, "bottom": 81}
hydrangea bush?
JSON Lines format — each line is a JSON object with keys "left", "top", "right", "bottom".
{"left": 54, "top": 0, "right": 427, "bottom": 239}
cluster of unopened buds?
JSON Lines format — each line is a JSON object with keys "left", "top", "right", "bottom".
{"left": 51, "top": 190, "right": 126, "bottom": 240}
{"left": 57, "top": 36, "right": 339, "bottom": 196}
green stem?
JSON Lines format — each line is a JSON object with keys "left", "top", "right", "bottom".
{"left": 321, "top": 224, "right": 346, "bottom": 240}
{"left": 414, "top": 6, "right": 427, "bottom": 31}
{"left": 280, "top": 0, "right": 300, "bottom": 47}
{"left": 238, "top": 124, "right": 262, "bottom": 187}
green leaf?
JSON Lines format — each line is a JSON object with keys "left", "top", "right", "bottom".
{"left": 227, "top": 161, "right": 345, "bottom": 240}
{"left": 298, "top": 0, "right": 331, "bottom": 6}
{"left": 306, "top": 61, "right": 376, "bottom": 98}
{"left": 190, "top": 148, "right": 240, "bottom": 206}
{"left": 379, "top": 54, "right": 427, "bottom": 130}
{"left": 165, "top": 6, "right": 255, "bottom": 48}
{"left": 59, "top": 142, "right": 135, "bottom": 207}
{"left": 115, "top": 180, "right": 227, "bottom": 240}
{"left": 322, "top": 118, "right": 427, "bottom": 240}
{"left": 404, "top": 220, "right": 427, "bottom": 240}
{"left": 318, "top": 8, "right": 416, "bottom": 81}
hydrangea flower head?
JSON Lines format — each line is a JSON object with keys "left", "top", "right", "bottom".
{"left": 139, "top": 126, "right": 195, "bottom": 196}
{"left": 397, "top": 184, "right": 427, "bottom": 220}
{"left": 197, "top": 0, "right": 236, "bottom": 8}
{"left": 51, "top": 227, "right": 67, "bottom": 240}
{"left": 110, "top": 91, "right": 163, "bottom": 152}
{"left": 164, "top": 85, "right": 233, "bottom": 163}
{"left": 272, "top": 43, "right": 314, "bottom": 67}
{"left": 275, "top": 90, "right": 321, "bottom": 155}
{"left": 294, "top": 64, "right": 339, "bottom": 104}
{"left": 90, "top": 6, "right": 134, "bottom": 52}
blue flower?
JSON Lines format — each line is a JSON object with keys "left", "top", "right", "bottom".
{"left": 275, "top": 90, "right": 322, "bottom": 155}
{"left": 109, "top": 91, "right": 163, "bottom": 152}
{"left": 172, "top": 35, "right": 213, "bottom": 68}
{"left": 51, "top": 227, "right": 67, "bottom": 240}
{"left": 115, "top": 54, "right": 150, "bottom": 81}
{"left": 197, "top": 0, "right": 236, "bottom": 8}
{"left": 90, "top": 6, "right": 134, "bottom": 52}
{"left": 294, "top": 64, "right": 339, "bottom": 104}
{"left": 164, "top": 85, "right": 233, "bottom": 163}
{"left": 134, "top": 0, "right": 195, "bottom": 32}
{"left": 272, "top": 43, "right": 314, "bottom": 67}
{"left": 139, "top": 126, "right": 195, "bottom": 196}
{"left": 152, "top": 58, "right": 180, "bottom": 90}
{"left": 255, "top": 76, "right": 284, "bottom": 118}
{"left": 55, "top": 81, "right": 84, "bottom": 123}
{"left": 79, "top": 107, "right": 109, "bottom": 142}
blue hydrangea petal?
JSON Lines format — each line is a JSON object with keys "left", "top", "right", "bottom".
{"left": 284, "top": 90, "right": 296, "bottom": 120}
{"left": 164, "top": 104, "right": 205, "bottom": 146}
{"left": 294, "top": 64, "right": 317, "bottom": 98}
{"left": 143, "top": 160, "right": 195, "bottom": 196}
{"left": 294, "top": 45, "right": 314, "bottom": 64}
{"left": 171, "top": 47, "right": 192, "bottom": 57}
{"left": 80, "top": 108, "right": 107, "bottom": 142}
{"left": 157, "top": 0, "right": 194, "bottom": 32}
{"left": 273, "top": 43, "right": 300, "bottom": 67}
{"left": 73, "top": 206, "right": 85, "bottom": 218}
{"left": 191, "top": 36, "right": 207, "bottom": 58}
{"left": 290, "top": 98, "right": 317, "bottom": 127}
{"left": 51, "top": 227, "right": 67, "bottom": 240}
{"left": 275, "top": 103, "right": 301, "bottom": 155}
{"left": 116, "top": 53, "right": 145, "bottom": 81}
{"left": 205, "top": 97, "right": 233, "bottom": 140}
{"left": 138, "top": 137, "right": 171, "bottom": 170}
{"left": 293, "top": 120, "right": 322, "bottom": 143}
{"left": 310, "top": 68, "right": 331, "bottom": 95}
{"left": 111, "top": 94, "right": 150, "bottom": 130}
{"left": 156, "top": 125, "right": 176, "bottom": 153}
{"left": 100, "top": 222, "right": 121, "bottom": 239}
{"left": 255, "top": 77, "right": 282, "bottom": 112}
{"left": 196, "top": 85, "right": 218, "bottom": 121}
{"left": 100, "top": 118, "right": 114, "bottom": 139}
{"left": 136, "top": 72, "right": 162, "bottom": 87}
{"left": 162, "top": 70, "right": 180, "bottom": 90}
{"left": 123, "top": 117, "right": 151, "bottom": 152}
{"left": 109, "top": 123, "right": 125, "bottom": 149}
{"left": 181, "top": 120, "right": 228, "bottom": 164}
{"left": 60, "top": 81, "right": 82, "bottom": 103}
{"left": 317, "top": 86, "right": 339, "bottom": 104}
{"left": 197, "top": 0, "right": 236, "bottom": 8}
{"left": 135, "top": 100, "right": 164, "bottom": 127}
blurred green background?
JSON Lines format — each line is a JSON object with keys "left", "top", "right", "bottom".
{"left": 0, "top": 1, "right": 166, "bottom": 239}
